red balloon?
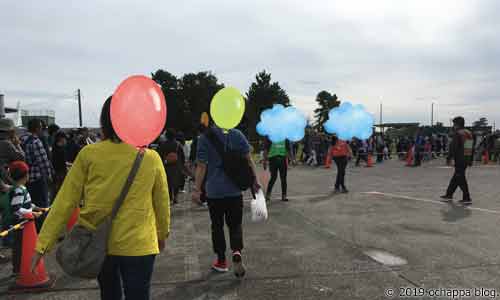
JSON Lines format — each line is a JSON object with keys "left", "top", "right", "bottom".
{"left": 111, "top": 75, "right": 167, "bottom": 147}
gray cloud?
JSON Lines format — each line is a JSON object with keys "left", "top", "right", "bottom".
{"left": 1, "top": 0, "right": 499, "bottom": 128}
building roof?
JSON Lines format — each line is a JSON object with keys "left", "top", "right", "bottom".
{"left": 375, "top": 122, "right": 420, "bottom": 129}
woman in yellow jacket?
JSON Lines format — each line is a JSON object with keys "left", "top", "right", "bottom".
{"left": 33, "top": 97, "right": 170, "bottom": 300}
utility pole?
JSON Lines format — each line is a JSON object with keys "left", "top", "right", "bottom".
{"left": 77, "top": 89, "right": 82, "bottom": 127}
{"left": 431, "top": 102, "right": 434, "bottom": 127}
{"left": 379, "top": 102, "right": 383, "bottom": 134}
{"left": 0, "top": 94, "right": 5, "bottom": 118}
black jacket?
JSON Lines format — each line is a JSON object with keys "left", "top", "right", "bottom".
{"left": 448, "top": 129, "right": 473, "bottom": 167}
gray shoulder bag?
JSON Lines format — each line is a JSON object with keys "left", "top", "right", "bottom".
{"left": 56, "top": 150, "right": 145, "bottom": 279}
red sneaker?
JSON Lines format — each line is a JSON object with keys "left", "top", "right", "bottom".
{"left": 212, "top": 259, "right": 229, "bottom": 272}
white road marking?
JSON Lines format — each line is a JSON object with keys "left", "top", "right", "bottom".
{"left": 243, "top": 193, "right": 331, "bottom": 202}
{"left": 362, "top": 191, "right": 500, "bottom": 215}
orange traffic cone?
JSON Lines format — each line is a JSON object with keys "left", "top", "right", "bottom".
{"left": 9, "top": 213, "right": 55, "bottom": 293}
{"left": 482, "top": 151, "right": 489, "bottom": 165}
{"left": 67, "top": 207, "right": 80, "bottom": 232}
{"left": 366, "top": 154, "right": 374, "bottom": 167}
{"left": 406, "top": 148, "right": 414, "bottom": 166}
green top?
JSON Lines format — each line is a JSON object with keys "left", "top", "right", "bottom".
{"left": 268, "top": 141, "right": 287, "bottom": 158}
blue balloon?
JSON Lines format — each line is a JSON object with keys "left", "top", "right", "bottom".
{"left": 256, "top": 104, "right": 307, "bottom": 143}
{"left": 323, "top": 102, "right": 374, "bottom": 140}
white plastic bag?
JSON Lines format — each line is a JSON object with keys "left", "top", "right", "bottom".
{"left": 251, "top": 189, "right": 268, "bottom": 222}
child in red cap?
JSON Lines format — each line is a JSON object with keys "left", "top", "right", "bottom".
{"left": 8, "top": 161, "right": 43, "bottom": 276}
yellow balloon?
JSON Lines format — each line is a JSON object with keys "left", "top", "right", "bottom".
{"left": 210, "top": 87, "right": 245, "bottom": 130}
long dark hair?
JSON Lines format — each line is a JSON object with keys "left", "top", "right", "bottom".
{"left": 331, "top": 135, "right": 338, "bottom": 146}
{"left": 100, "top": 96, "right": 122, "bottom": 143}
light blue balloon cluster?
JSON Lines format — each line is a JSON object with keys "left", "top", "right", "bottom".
{"left": 323, "top": 102, "right": 374, "bottom": 140}
{"left": 256, "top": 104, "right": 307, "bottom": 142}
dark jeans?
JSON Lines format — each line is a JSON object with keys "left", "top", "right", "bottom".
{"left": 414, "top": 150, "right": 422, "bottom": 166}
{"left": 12, "top": 229, "right": 23, "bottom": 274}
{"left": 376, "top": 148, "right": 384, "bottom": 162}
{"left": 207, "top": 196, "right": 243, "bottom": 260}
{"left": 356, "top": 153, "right": 367, "bottom": 166}
{"left": 267, "top": 156, "right": 287, "bottom": 197}
{"left": 446, "top": 165, "right": 471, "bottom": 201}
{"left": 27, "top": 177, "right": 49, "bottom": 230}
{"left": 53, "top": 170, "right": 67, "bottom": 200}
{"left": 27, "top": 177, "right": 49, "bottom": 208}
{"left": 165, "top": 165, "right": 179, "bottom": 202}
{"left": 97, "top": 255, "right": 156, "bottom": 300}
{"left": 333, "top": 156, "right": 348, "bottom": 189}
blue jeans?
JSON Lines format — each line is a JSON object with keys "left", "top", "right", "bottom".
{"left": 97, "top": 255, "right": 156, "bottom": 300}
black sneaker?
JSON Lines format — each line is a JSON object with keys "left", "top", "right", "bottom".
{"left": 341, "top": 188, "right": 349, "bottom": 194}
{"left": 232, "top": 251, "right": 246, "bottom": 278}
{"left": 440, "top": 195, "right": 453, "bottom": 203}
{"left": 459, "top": 199, "right": 472, "bottom": 206}
{"left": 281, "top": 197, "right": 289, "bottom": 202}
{"left": 333, "top": 188, "right": 340, "bottom": 193}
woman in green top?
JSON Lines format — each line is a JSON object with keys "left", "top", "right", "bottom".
{"left": 263, "top": 138, "right": 290, "bottom": 202}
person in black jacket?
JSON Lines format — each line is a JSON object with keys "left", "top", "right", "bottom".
{"left": 51, "top": 131, "right": 68, "bottom": 197}
{"left": 441, "top": 116, "right": 473, "bottom": 205}
{"left": 158, "top": 129, "right": 183, "bottom": 204}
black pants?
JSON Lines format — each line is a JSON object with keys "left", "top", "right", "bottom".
{"left": 27, "top": 177, "right": 49, "bottom": 230}
{"left": 446, "top": 165, "right": 471, "bottom": 201}
{"left": 376, "top": 148, "right": 384, "bottom": 162}
{"left": 356, "top": 153, "right": 367, "bottom": 166}
{"left": 27, "top": 177, "right": 49, "bottom": 207}
{"left": 97, "top": 255, "right": 156, "bottom": 300}
{"left": 12, "top": 229, "right": 23, "bottom": 274}
{"left": 333, "top": 156, "right": 348, "bottom": 189}
{"left": 200, "top": 174, "right": 208, "bottom": 204}
{"left": 207, "top": 196, "right": 243, "bottom": 260}
{"left": 414, "top": 150, "right": 422, "bottom": 166}
{"left": 267, "top": 156, "right": 287, "bottom": 197}
{"left": 53, "top": 170, "right": 67, "bottom": 201}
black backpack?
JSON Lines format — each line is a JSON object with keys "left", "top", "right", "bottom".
{"left": 206, "top": 129, "right": 254, "bottom": 191}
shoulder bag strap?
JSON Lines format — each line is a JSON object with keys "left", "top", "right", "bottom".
{"left": 110, "top": 149, "right": 145, "bottom": 219}
{"left": 206, "top": 129, "right": 226, "bottom": 159}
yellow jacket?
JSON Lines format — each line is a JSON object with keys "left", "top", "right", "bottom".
{"left": 36, "top": 140, "right": 170, "bottom": 256}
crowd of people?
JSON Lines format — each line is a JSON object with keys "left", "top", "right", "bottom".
{"left": 1, "top": 101, "right": 500, "bottom": 299}
{"left": 274, "top": 128, "right": 500, "bottom": 169}
{"left": 0, "top": 119, "right": 102, "bottom": 274}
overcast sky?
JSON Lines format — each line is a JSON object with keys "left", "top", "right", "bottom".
{"left": 1, "top": 0, "right": 499, "bottom": 129}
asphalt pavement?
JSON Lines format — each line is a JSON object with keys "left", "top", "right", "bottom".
{"left": 1, "top": 158, "right": 500, "bottom": 299}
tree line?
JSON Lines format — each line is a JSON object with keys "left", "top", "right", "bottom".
{"left": 151, "top": 69, "right": 341, "bottom": 141}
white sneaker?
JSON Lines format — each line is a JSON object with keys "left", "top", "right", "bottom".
{"left": 232, "top": 251, "right": 246, "bottom": 278}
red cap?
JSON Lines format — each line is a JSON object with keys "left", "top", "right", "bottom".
{"left": 9, "top": 161, "right": 29, "bottom": 178}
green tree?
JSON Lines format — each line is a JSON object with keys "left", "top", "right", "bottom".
{"left": 151, "top": 70, "right": 182, "bottom": 132}
{"left": 152, "top": 70, "right": 224, "bottom": 138}
{"left": 245, "top": 70, "right": 290, "bottom": 142}
{"left": 313, "top": 91, "right": 340, "bottom": 131}
{"left": 473, "top": 117, "right": 488, "bottom": 129}
{"left": 179, "top": 71, "right": 224, "bottom": 137}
